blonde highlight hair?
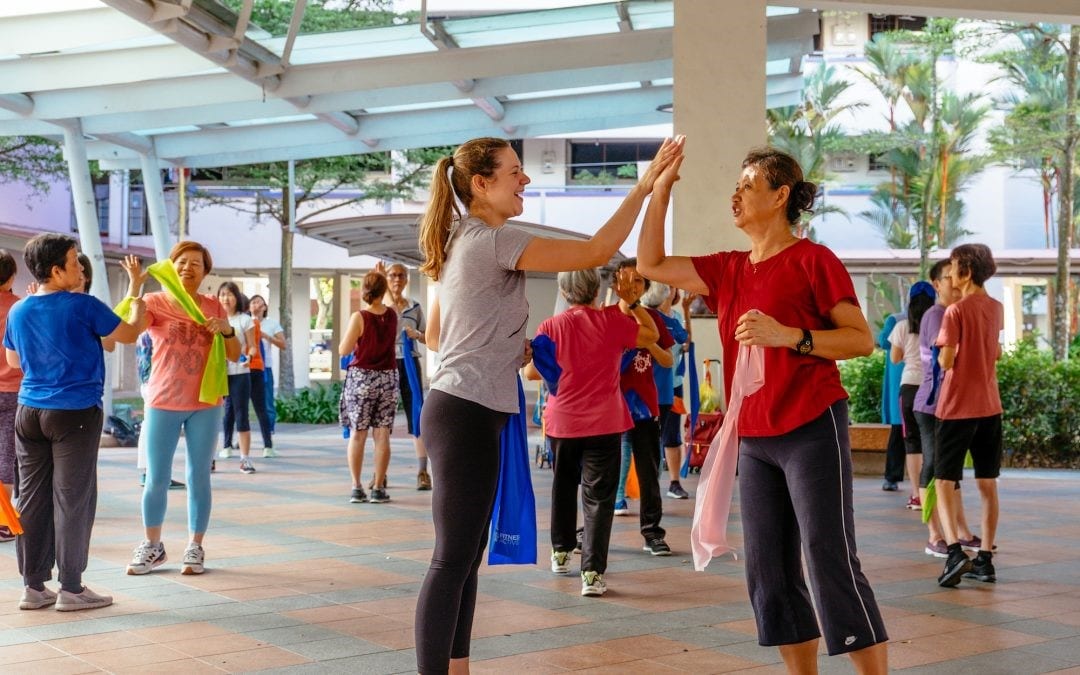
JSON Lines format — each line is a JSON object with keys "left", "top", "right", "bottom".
{"left": 418, "top": 137, "right": 510, "bottom": 281}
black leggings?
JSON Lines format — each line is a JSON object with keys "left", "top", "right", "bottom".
{"left": 414, "top": 390, "right": 509, "bottom": 674}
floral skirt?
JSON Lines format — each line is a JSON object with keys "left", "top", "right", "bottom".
{"left": 339, "top": 367, "right": 399, "bottom": 431}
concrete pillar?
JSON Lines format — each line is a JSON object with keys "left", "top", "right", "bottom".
{"left": 330, "top": 273, "right": 351, "bottom": 383}
{"left": 62, "top": 118, "right": 114, "bottom": 416}
{"left": 139, "top": 151, "right": 173, "bottom": 260}
{"left": 266, "top": 273, "right": 283, "bottom": 390}
{"left": 673, "top": 0, "right": 767, "bottom": 255}
{"left": 291, "top": 274, "right": 312, "bottom": 389}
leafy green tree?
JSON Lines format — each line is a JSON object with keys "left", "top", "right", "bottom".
{"left": 221, "top": 0, "right": 409, "bottom": 35}
{"left": 767, "top": 64, "right": 865, "bottom": 237}
{"left": 852, "top": 21, "right": 988, "bottom": 275}
{"left": 0, "top": 136, "right": 66, "bottom": 194}
{"left": 985, "top": 24, "right": 1080, "bottom": 360}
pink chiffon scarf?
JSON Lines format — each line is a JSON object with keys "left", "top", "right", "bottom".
{"left": 690, "top": 344, "right": 765, "bottom": 571}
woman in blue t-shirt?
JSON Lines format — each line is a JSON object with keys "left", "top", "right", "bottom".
{"left": 4, "top": 234, "right": 144, "bottom": 612}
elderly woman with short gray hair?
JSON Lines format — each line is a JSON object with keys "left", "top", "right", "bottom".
{"left": 524, "top": 266, "right": 658, "bottom": 597}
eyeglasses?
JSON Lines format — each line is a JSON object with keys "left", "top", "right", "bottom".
{"left": 387, "top": 273, "right": 407, "bottom": 278}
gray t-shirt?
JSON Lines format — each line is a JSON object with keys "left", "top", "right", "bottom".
{"left": 429, "top": 216, "right": 534, "bottom": 413}
{"left": 393, "top": 300, "right": 426, "bottom": 359}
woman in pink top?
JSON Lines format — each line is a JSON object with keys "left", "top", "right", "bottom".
{"left": 524, "top": 267, "right": 657, "bottom": 597}
{"left": 123, "top": 242, "right": 241, "bottom": 577}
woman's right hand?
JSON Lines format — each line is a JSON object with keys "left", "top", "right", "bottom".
{"left": 121, "top": 254, "right": 149, "bottom": 297}
{"left": 636, "top": 135, "right": 685, "bottom": 194}
{"left": 205, "top": 317, "right": 231, "bottom": 335}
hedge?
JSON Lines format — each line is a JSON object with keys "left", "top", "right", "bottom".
{"left": 838, "top": 341, "right": 1080, "bottom": 468}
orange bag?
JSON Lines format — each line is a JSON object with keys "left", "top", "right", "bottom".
{"left": 625, "top": 455, "right": 639, "bottom": 499}
{"left": 0, "top": 482, "right": 22, "bottom": 535}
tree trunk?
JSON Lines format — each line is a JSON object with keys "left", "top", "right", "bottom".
{"left": 278, "top": 208, "right": 296, "bottom": 395}
{"left": 1052, "top": 26, "right": 1079, "bottom": 361}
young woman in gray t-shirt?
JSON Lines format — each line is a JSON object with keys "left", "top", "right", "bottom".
{"left": 412, "top": 135, "right": 684, "bottom": 674}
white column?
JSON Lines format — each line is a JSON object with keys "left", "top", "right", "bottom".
{"left": 672, "top": 0, "right": 767, "bottom": 383}
{"left": 139, "top": 151, "right": 173, "bottom": 260}
{"left": 290, "top": 274, "right": 312, "bottom": 389}
{"left": 267, "top": 273, "right": 283, "bottom": 389}
{"left": 673, "top": 0, "right": 767, "bottom": 256}
{"left": 330, "top": 273, "right": 351, "bottom": 383}
{"left": 62, "top": 118, "right": 114, "bottom": 416}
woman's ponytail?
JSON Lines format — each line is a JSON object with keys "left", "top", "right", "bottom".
{"left": 419, "top": 156, "right": 460, "bottom": 281}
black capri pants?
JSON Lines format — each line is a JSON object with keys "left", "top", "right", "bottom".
{"left": 739, "top": 400, "right": 888, "bottom": 656}
{"left": 414, "top": 390, "right": 509, "bottom": 674}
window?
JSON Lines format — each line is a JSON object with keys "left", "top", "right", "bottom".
{"left": 828, "top": 152, "right": 859, "bottom": 173}
{"left": 568, "top": 140, "right": 661, "bottom": 183}
{"left": 70, "top": 184, "right": 110, "bottom": 234}
{"left": 128, "top": 186, "right": 149, "bottom": 235}
{"left": 869, "top": 14, "right": 927, "bottom": 39}
{"left": 868, "top": 153, "right": 889, "bottom": 173}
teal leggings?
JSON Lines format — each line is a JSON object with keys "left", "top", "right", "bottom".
{"left": 142, "top": 406, "right": 222, "bottom": 535}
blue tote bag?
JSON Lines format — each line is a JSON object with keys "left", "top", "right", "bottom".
{"left": 401, "top": 330, "right": 424, "bottom": 436}
{"left": 488, "top": 375, "right": 538, "bottom": 565}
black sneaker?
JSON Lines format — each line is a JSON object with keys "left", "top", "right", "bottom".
{"left": 938, "top": 549, "right": 972, "bottom": 587}
{"left": 349, "top": 487, "right": 367, "bottom": 503}
{"left": 643, "top": 538, "right": 672, "bottom": 556}
{"left": 369, "top": 487, "right": 390, "bottom": 503}
{"left": 964, "top": 556, "right": 996, "bottom": 583}
{"left": 666, "top": 483, "right": 690, "bottom": 499}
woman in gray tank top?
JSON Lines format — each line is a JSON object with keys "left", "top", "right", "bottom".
{"left": 412, "top": 135, "right": 684, "bottom": 674}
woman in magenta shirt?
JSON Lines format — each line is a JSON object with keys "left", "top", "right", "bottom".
{"left": 525, "top": 267, "right": 657, "bottom": 597}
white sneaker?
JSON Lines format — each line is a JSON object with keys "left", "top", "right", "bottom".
{"left": 550, "top": 550, "right": 571, "bottom": 575}
{"left": 56, "top": 586, "right": 113, "bottom": 611}
{"left": 581, "top": 571, "right": 606, "bottom": 597}
{"left": 126, "top": 540, "right": 167, "bottom": 575}
{"left": 182, "top": 542, "right": 205, "bottom": 575}
{"left": 219, "top": 446, "right": 234, "bottom": 459}
{"left": 262, "top": 447, "right": 277, "bottom": 458}
{"left": 240, "top": 457, "right": 256, "bottom": 474}
{"left": 19, "top": 586, "right": 57, "bottom": 610}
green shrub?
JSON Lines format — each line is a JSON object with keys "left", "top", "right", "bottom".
{"left": 840, "top": 342, "right": 1080, "bottom": 467}
{"left": 838, "top": 349, "right": 885, "bottom": 423}
{"left": 275, "top": 382, "right": 343, "bottom": 424}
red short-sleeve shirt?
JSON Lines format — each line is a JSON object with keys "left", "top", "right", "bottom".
{"left": 935, "top": 293, "right": 1003, "bottom": 420}
{"left": 615, "top": 306, "right": 674, "bottom": 418}
{"left": 691, "top": 239, "right": 857, "bottom": 436}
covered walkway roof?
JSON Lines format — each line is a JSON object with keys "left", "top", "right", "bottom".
{"left": 0, "top": 1, "right": 818, "bottom": 170}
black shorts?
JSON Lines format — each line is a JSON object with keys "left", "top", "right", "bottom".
{"left": 934, "top": 414, "right": 1002, "bottom": 482}
{"left": 658, "top": 404, "right": 682, "bottom": 448}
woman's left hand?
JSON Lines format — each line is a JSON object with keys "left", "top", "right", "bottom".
{"left": 205, "top": 317, "right": 231, "bottom": 335}
{"left": 734, "top": 309, "right": 799, "bottom": 347}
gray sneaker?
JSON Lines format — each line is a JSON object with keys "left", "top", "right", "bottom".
{"left": 369, "top": 487, "right": 390, "bottom": 503}
{"left": 240, "top": 457, "right": 256, "bottom": 474}
{"left": 126, "top": 540, "right": 167, "bottom": 575}
{"left": 56, "top": 586, "right": 113, "bottom": 612}
{"left": 581, "top": 571, "right": 607, "bottom": 597}
{"left": 19, "top": 586, "right": 57, "bottom": 610}
{"left": 349, "top": 487, "right": 367, "bottom": 503}
{"left": 181, "top": 543, "right": 205, "bottom": 575}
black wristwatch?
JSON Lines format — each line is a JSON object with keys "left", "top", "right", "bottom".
{"left": 796, "top": 328, "right": 813, "bottom": 355}
{"left": 223, "top": 328, "right": 236, "bottom": 339}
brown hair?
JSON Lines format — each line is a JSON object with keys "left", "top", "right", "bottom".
{"left": 77, "top": 252, "right": 92, "bottom": 292}
{"left": 742, "top": 147, "right": 817, "bottom": 225}
{"left": 169, "top": 240, "right": 213, "bottom": 274}
{"left": 0, "top": 249, "right": 15, "bottom": 286}
{"left": 362, "top": 270, "right": 388, "bottom": 305}
{"left": 950, "top": 243, "right": 996, "bottom": 287}
{"left": 418, "top": 137, "right": 510, "bottom": 281}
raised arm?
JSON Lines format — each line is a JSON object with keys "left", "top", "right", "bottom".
{"left": 634, "top": 151, "right": 708, "bottom": 295}
{"left": 105, "top": 297, "right": 146, "bottom": 345}
{"left": 515, "top": 136, "right": 685, "bottom": 273}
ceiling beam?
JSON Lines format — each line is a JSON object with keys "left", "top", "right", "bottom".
{"left": 783, "top": 0, "right": 1080, "bottom": 23}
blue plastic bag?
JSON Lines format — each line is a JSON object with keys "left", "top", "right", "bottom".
{"left": 488, "top": 375, "right": 538, "bottom": 565}
{"left": 401, "top": 330, "right": 424, "bottom": 436}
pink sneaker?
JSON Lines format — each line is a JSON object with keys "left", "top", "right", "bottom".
{"left": 905, "top": 496, "right": 921, "bottom": 510}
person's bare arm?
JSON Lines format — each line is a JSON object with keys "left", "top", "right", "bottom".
{"left": 890, "top": 344, "right": 904, "bottom": 364}
{"left": 523, "top": 361, "right": 541, "bottom": 381}
{"left": 647, "top": 341, "right": 674, "bottom": 368}
{"left": 734, "top": 301, "right": 873, "bottom": 360}
{"left": 425, "top": 296, "right": 441, "bottom": 352}
{"left": 266, "top": 330, "right": 286, "bottom": 350}
{"left": 5, "top": 349, "right": 20, "bottom": 370}
{"left": 338, "top": 312, "right": 364, "bottom": 355}
{"left": 938, "top": 345, "right": 956, "bottom": 370}
{"left": 516, "top": 137, "right": 684, "bottom": 273}
{"left": 104, "top": 298, "right": 146, "bottom": 345}
{"left": 635, "top": 150, "right": 708, "bottom": 295}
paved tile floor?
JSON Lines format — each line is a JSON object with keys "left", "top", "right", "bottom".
{"left": 1, "top": 419, "right": 1079, "bottom": 673}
